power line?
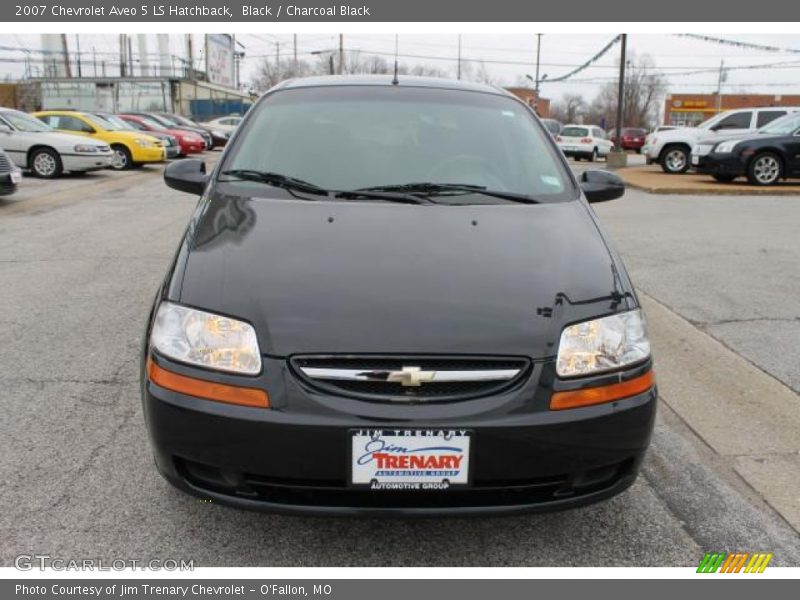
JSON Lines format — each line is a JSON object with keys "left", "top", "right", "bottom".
{"left": 546, "top": 35, "right": 621, "bottom": 82}
{"left": 677, "top": 34, "right": 800, "bottom": 54}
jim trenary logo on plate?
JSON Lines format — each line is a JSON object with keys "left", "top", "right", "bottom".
{"left": 351, "top": 429, "right": 471, "bottom": 490}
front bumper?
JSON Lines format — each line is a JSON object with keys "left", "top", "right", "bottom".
{"left": 131, "top": 146, "right": 166, "bottom": 163}
{"left": 62, "top": 152, "right": 114, "bottom": 172}
{"left": 691, "top": 153, "right": 746, "bottom": 177}
{"left": 143, "top": 355, "right": 657, "bottom": 516}
{"left": 0, "top": 169, "right": 21, "bottom": 195}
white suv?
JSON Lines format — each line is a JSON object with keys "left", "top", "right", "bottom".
{"left": 556, "top": 124, "right": 614, "bottom": 162}
{"left": 643, "top": 107, "right": 800, "bottom": 174}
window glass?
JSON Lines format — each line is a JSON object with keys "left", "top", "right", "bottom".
{"left": 756, "top": 110, "right": 787, "bottom": 128}
{"left": 223, "top": 86, "right": 573, "bottom": 201}
{"left": 715, "top": 111, "right": 752, "bottom": 130}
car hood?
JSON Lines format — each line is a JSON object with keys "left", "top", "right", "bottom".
{"left": 654, "top": 127, "right": 710, "bottom": 142}
{"left": 173, "top": 191, "right": 633, "bottom": 358}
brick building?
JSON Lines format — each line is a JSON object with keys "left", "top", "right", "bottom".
{"left": 664, "top": 93, "right": 800, "bottom": 127}
{"left": 505, "top": 87, "right": 551, "bottom": 118}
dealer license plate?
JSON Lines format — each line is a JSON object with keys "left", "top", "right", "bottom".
{"left": 351, "top": 429, "right": 471, "bottom": 490}
{"left": 11, "top": 171, "right": 21, "bottom": 184}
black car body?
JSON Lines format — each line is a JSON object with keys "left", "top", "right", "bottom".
{"left": 159, "top": 113, "right": 224, "bottom": 149}
{"left": 692, "top": 112, "right": 800, "bottom": 185}
{"left": 0, "top": 147, "right": 22, "bottom": 195}
{"left": 142, "top": 76, "right": 656, "bottom": 516}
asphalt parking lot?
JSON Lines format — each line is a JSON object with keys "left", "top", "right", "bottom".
{"left": 1, "top": 157, "right": 798, "bottom": 567}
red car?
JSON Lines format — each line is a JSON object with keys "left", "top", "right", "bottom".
{"left": 117, "top": 114, "right": 206, "bottom": 156}
{"left": 613, "top": 127, "right": 648, "bottom": 153}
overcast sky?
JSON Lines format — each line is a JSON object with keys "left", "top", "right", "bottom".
{"left": 3, "top": 33, "right": 800, "bottom": 105}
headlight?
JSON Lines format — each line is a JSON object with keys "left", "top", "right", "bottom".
{"left": 556, "top": 310, "right": 650, "bottom": 377}
{"left": 74, "top": 144, "right": 98, "bottom": 153}
{"left": 715, "top": 140, "right": 740, "bottom": 154}
{"left": 135, "top": 138, "right": 153, "bottom": 147}
{"left": 150, "top": 302, "right": 262, "bottom": 375}
{"left": 694, "top": 144, "right": 714, "bottom": 157}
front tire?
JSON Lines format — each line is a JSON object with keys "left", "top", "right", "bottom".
{"left": 660, "top": 144, "right": 690, "bottom": 174}
{"left": 747, "top": 152, "right": 782, "bottom": 186}
{"left": 111, "top": 145, "right": 132, "bottom": 170}
{"left": 712, "top": 174, "right": 737, "bottom": 183}
{"left": 30, "top": 148, "right": 63, "bottom": 179}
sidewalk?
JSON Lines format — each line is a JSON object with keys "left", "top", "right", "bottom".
{"left": 641, "top": 291, "right": 800, "bottom": 533}
{"left": 617, "top": 165, "right": 800, "bottom": 195}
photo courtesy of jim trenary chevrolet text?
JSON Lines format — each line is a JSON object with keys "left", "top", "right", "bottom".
{"left": 0, "top": 0, "right": 799, "bottom": 595}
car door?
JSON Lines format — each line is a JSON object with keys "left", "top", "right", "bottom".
{"left": 756, "top": 110, "right": 787, "bottom": 129}
{"left": 787, "top": 128, "right": 800, "bottom": 176}
{"left": 594, "top": 128, "right": 612, "bottom": 155}
{"left": 709, "top": 111, "right": 753, "bottom": 136}
{"left": 0, "top": 115, "right": 29, "bottom": 167}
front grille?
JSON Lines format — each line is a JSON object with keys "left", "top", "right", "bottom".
{"left": 0, "top": 152, "right": 10, "bottom": 172}
{"left": 290, "top": 355, "right": 531, "bottom": 402}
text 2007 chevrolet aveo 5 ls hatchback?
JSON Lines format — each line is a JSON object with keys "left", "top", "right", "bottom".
{"left": 142, "top": 76, "right": 656, "bottom": 516}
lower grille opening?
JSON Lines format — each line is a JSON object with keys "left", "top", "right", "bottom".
{"left": 176, "top": 457, "right": 634, "bottom": 510}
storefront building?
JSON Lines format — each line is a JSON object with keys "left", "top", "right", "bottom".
{"left": 664, "top": 93, "right": 800, "bottom": 127}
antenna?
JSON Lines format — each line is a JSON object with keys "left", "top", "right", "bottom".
{"left": 392, "top": 34, "right": 399, "bottom": 85}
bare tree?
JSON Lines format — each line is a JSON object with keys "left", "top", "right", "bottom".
{"left": 585, "top": 53, "right": 666, "bottom": 132}
{"left": 550, "top": 93, "right": 586, "bottom": 124}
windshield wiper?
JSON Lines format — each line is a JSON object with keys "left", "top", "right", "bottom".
{"left": 334, "top": 189, "right": 431, "bottom": 205}
{"left": 359, "top": 182, "right": 540, "bottom": 204}
{"left": 220, "top": 169, "right": 329, "bottom": 196}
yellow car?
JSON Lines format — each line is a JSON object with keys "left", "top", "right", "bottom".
{"left": 32, "top": 110, "right": 165, "bottom": 170}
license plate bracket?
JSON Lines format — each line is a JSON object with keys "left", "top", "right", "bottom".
{"left": 350, "top": 429, "right": 472, "bottom": 490}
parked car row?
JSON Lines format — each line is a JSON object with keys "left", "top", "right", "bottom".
{"left": 691, "top": 111, "right": 800, "bottom": 186}
{"left": 643, "top": 106, "right": 800, "bottom": 175}
{"left": 0, "top": 108, "right": 241, "bottom": 186}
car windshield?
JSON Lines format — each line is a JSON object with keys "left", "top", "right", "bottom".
{"left": 758, "top": 113, "right": 800, "bottom": 135}
{"left": 560, "top": 126, "right": 588, "bottom": 137}
{"left": 139, "top": 117, "right": 167, "bottom": 131}
{"left": 84, "top": 114, "right": 123, "bottom": 131}
{"left": 170, "top": 114, "right": 197, "bottom": 127}
{"left": 100, "top": 114, "right": 136, "bottom": 130}
{"left": 1, "top": 111, "right": 52, "bottom": 132}
{"left": 221, "top": 85, "right": 571, "bottom": 202}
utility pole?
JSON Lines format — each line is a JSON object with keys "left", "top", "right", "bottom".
{"left": 92, "top": 47, "right": 97, "bottom": 77}
{"left": 75, "top": 34, "right": 82, "bottom": 77}
{"left": 615, "top": 34, "right": 627, "bottom": 142}
{"left": 457, "top": 34, "right": 462, "bottom": 80}
{"left": 186, "top": 34, "right": 194, "bottom": 79}
{"left": 293, "top": 34, "right": 297, "bottom": 67}
{"left": 534, "top": 33, "right": 542, "bottom": 114}
{"left": 716, "top": 59, "right": 725, "bottom": 114}
{"left": 275, "top": 42, "right": 280, "bottom": 76}
{"left": 119, "top": 34, "right": 127, "bottom": 77}
{"left": 338, "top": 34, "right": 344, "bottom": 74}
{"left": 61, "top": 34, "right": 72, "bottom": 78}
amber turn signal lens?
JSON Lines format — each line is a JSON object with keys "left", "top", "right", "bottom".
{"left": 147, "top": 358, "right": 270, "bottom": 408}
{"left": 550, "top": 370, "right": 655, "bottom": 411}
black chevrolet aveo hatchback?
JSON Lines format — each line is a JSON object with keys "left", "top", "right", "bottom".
{"left": 142, "top": 76, "right": 656, "bottom": 516}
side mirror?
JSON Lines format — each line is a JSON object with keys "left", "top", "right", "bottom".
{"left": 580, "top": 170, "right": 625, "bottom": 203}
{"left": 164, "top": 159, "right": 209, "bottom": 195}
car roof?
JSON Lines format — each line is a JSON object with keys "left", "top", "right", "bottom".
{"left": 273, "top": 74, "right": 510, "bottom": 97}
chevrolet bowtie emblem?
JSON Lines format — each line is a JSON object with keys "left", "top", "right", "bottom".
{"left": 386, "top": 366, "right": 436, "bottom": 387}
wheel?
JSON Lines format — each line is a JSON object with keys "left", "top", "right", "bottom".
{"left": 30, "top": 148, "right": 62, "bottom": 179}
{"left": 660, "top": 145, "right": 690, "bottom": 174}
{"left": 636, "top": 148, "right": 642, "bottom": 154}
{"left": 747, "top": 152, "right": 782, "bottom": 186}
{"left": 712, "top": 174, "right": 737, "bottom": 183}
{"left": 588, "top": 148, "right": 598, "bottom": 162}
{"left": 111, "top": 145, "right": 133, "bottom": 170}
